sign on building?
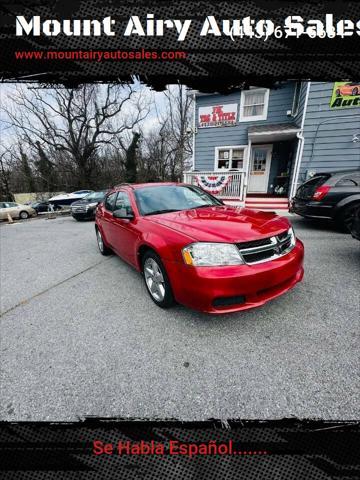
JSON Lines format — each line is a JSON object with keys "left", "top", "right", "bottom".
{"left": 330, "top": 82, "right": 360, "bottom": 109}
{"left": 198, "top": 104, "right": 238, "bottom": 128}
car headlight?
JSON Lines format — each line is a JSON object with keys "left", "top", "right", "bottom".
{"left": 86, "top": 202, "right": 98, "bottom": 209}
{"left": 288, "top": 227, "right": 296, "bottom": 247}
{"left": 182, "top": 242, "right": 244, "bottom": 267}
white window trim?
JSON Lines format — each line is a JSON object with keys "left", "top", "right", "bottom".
{"left": 214, "top": 145, "right": 248, "bottom": 172}
{"left": 239, "top": 88, "right": 270, "bottom": 122}
{"left": 291, "top": 81, "right": 302, "bottom": 117}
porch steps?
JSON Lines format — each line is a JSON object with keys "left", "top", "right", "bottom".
{"left": 244, "top": 197, "right": 289, "bottom": 211}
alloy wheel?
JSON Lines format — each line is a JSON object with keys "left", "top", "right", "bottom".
{"left": 97, "top": 230, "right": 104, "bottom": 252}
{"left": 343, "top": 204, "right": 358, "bottom": 231}
{"left": 144, "top": 257, "right": 166, "bottom": 302}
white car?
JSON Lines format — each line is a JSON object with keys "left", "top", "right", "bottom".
{"left": 0, "top": 201, "right": 36, "bottom": 220}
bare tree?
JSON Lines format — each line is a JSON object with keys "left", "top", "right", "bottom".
{"left": 137, "top": 85, "right": 193, "bottom": 183}
{"left": 3, "top": 84, "right": 150, "bottom": 189}
{"left": 159, "top": 84, "right": 193, "bottom": 181}
{"left": 138, "top": 129, "right": 168, "bottom": 181}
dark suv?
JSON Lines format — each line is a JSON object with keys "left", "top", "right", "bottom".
{"left": 71, "top": 190, "right": 108, "bottom": 221}
{"left": 290, "top": 169, "right": 360, "bottom": 231}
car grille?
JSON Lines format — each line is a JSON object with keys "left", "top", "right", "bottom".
{"left": 236, "top": 230, "right": 294, "bottom": 265}
{"left": 71, "top": 205, "right": 87, "bottom": 213}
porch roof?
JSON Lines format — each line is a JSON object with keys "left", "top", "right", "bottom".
{"left": 248, "top": 122, "right": 300, "bottom": 143}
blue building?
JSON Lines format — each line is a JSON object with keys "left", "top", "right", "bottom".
{"left": 185, "top": 82, "right": 360, "bottom": 210}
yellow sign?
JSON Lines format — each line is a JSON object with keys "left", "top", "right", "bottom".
{"left": 330, "top": 82, "right": 360, "bottom": 109}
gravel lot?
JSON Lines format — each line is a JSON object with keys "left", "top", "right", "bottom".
{"left": 0, "top": 214, "right": 359, "bottom": 420}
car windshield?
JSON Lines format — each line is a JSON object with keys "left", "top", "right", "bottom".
{"left": 134, "top": 185, "right": 222, "bottom": 216}
{"left": 83, "top": 191, "right": 106, "bottom": 202}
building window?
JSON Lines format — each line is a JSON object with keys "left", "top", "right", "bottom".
{"left": 239, "top": 88, "right": 269, "bottom": 121}
{"left": 253, "top": 149, "right": 267, "bottom": 171}
{"left": 215, "top": 146, "right": 247, "bottom": 170}
{"left": 291, "top": 81, "right": 302, "bottom": 116}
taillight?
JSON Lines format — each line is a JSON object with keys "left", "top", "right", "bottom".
{"left": 312, "top": 185, "right": 331, "bottom": 201}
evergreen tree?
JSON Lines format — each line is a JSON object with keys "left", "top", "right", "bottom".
{"left": 19, "top": 145, "right": 36, "bottom": 192}
{"left": 35, "top": 141, "right": 56, "bottom": 191}
{"left": 124, "top": 132, "right": 141, "bottom": 183}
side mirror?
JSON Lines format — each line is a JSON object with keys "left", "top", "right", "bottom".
{"left": 113, "top": 208, "right": 134, "bottom": 220}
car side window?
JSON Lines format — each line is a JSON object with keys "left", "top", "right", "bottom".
{"left": 349, "top": 175, "right": 360, "bottom": 186}
{"left": 115, "top": 191, "right": 133, "bottom": 215}
{"left": 104, "top": 192, "right": 117, "bottom": 211}
{"left": 336, "top": 178, "right": 357, "bottom": 187}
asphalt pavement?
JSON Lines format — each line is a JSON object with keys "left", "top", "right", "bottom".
{"left": 0, "top": 214, "right": 359, "bottom": 420}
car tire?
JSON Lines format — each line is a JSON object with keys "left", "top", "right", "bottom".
{"left": 142, "top": 251, "right": 175, "bottom": 309}
{"left": 96, "top": 227, "right": 112, "bottom": 255}
{"left": 19, "top": 211, "right": 29, "bottom": 219}
{"left": 352, "top": 87, "right": 358, "bottom": 95}
{"left": 335, "top": 202, "right": 360, "bottom": 232}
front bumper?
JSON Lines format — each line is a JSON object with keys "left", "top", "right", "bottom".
{"left": 71, "top": 210, "right": 96, "bottom": 220}
{"left": 164, "top": 239, "right": 304, "bottom": 314}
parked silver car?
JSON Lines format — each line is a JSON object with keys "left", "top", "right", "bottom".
{"left": 0, "top": 202, "right": 36, "bottom": 220}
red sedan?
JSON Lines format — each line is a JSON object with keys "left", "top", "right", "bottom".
{"left": 95, "top": 183, "right": 304, "bottom": 314}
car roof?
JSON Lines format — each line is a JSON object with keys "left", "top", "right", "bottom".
{"left": 314, "top": 169, "right": 360, "bottom": 177}
{"left": 113, "top": 182, "right": 181, "bottom": 191}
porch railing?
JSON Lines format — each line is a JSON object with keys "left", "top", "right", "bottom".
{"left": 183, "top": 171, "right": 246, "bottom": 202}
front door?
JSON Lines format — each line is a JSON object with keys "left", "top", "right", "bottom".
{"left": 109, "top": 191, "right": 138, "bottom": 265}
{"left": 248, "top": 145, "right": 272, "bottom": 193}
{"left": 101, "top": 191, "right": 118, "bottom": 246}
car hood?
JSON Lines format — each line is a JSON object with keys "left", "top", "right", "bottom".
{"left": 146, "top": 206, "right": 290, "bottom": 243}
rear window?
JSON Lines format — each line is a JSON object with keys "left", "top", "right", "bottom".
{"left": 296, "top": 175, "right": 330, "bottom": 199}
